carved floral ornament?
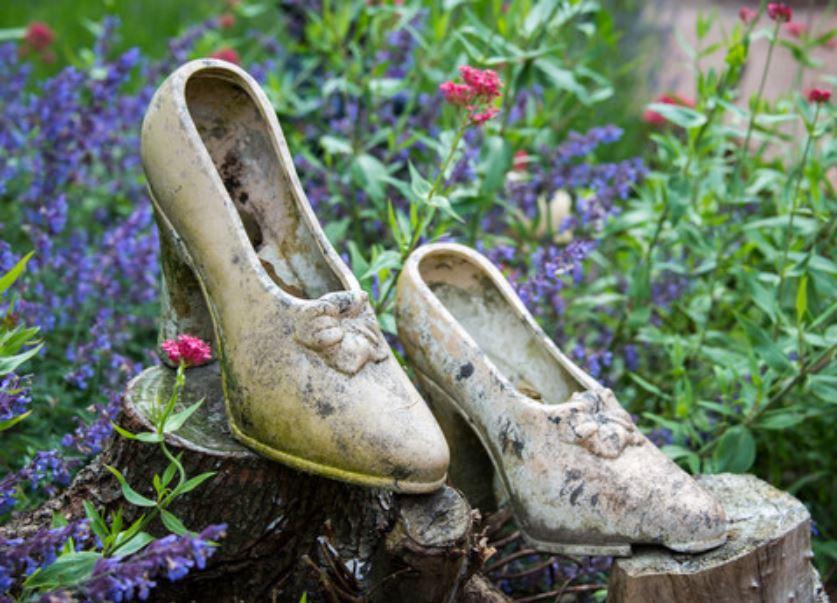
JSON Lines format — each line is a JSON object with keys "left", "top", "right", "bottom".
{"left": 295, "top": 290, "right": 388, "bottom": 375}
{"left": 550, "top": 389, "right": 644, "bottom": 458}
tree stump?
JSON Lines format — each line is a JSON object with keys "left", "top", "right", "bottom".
{"left": 4, "top": 363, "right": 498, "bottom": 602}
{"left": 608, "top": 473, "right": 829, "bottom": 603}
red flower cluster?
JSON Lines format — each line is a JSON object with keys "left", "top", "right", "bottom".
{"left": 807, "top": 88, "right": 832, "bottom": 104}
{"left": 24, "top": 22, "right": 54, "bottom": 51}
{"left": 21, "top": 22, "right": 56, "bottom": 62}
{"left": 766, "top": 3, "right": 792, "bottom": 22}
{"left": 439, "top": 65, "right": 503, "bottom": 126}
{"left": 210, "top": 47, "right": 240, "bottom": 65}
{"left": 783, "top": 22, "right": 807, "bottom": 38}
{"left": 643, "top": 93, "right": 696, "bottom": 125}
{"left": 162, "top": 334, "right": 212, "bottom": 367}
{"left": 739, "top": 7, "right": 758, "bottom": 24}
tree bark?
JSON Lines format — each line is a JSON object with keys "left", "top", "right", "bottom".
{"left": 608, "top": 473, "right": 829, "bottom": 603}
{"left": 4, "top": 363, "right": 498, "bottom": 603}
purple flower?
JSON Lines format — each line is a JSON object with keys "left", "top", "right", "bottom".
{"left": 0, "top": 521, "right": 92, "bottom": 593}
{"left": 78, "top": 525, "right": 226, "bottom": 602}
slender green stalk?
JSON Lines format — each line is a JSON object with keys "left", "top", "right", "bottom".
{"left": 775, "top": 104, "right": 821, "bottom": 315}
{"left": 731, "top": 20, "right": 782, "bottom": 197}
{"left": 374, "top": 119, "right": 469, "bottom": 313}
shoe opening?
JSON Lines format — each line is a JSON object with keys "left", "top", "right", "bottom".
{"left": 185, "top": 70, "right": 342, "bottom": 300}
{"left": 418, "top": 249, "right": 582, "bottom": 405}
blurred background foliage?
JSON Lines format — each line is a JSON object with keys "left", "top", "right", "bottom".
{"left": 0, "top": 0, "right": 834, "bottom": 599}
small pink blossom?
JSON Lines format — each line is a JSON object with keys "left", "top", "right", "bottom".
{"left": 767, "top": 3, "right": 792, "bottom": 22}
{"left": 739, "top": 7, "right": 758, "bottom": 24}
{"left": 218, "top": 13, "right": 236, "bottom": 29}
{"left": 643, "top": 93, "right": 696, "bottom": 125}
{"left": 24, "top": 22, "right": 55, "bottom": 52}
{"left": 439, "top": 81, "right": 474, "bottom": 107}
{"left": 162, "top": 334, "right": 212, "bottom": 367}
{"left": 512, "top": 150, "right": 528, "bottom": 172}
{"left": 459, "top": 66, "right": 503, "bottom": 100}
{"left": 210, "top": 47, "right": 240, "bottom": 65}
{"left": 783, "top": 22, "right": 807, "bottom": 38}
{"left": 807, "top": 88, "right": 831, "bottom": 104}
{"left": 470, "top": 107, "right": 499, "bottom": 125}
{"left": 439, "top": 65, "right": 503, "bottom": 127}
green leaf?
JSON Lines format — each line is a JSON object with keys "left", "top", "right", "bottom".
{"left": 795, "top": 275, "right": 808, "bottom": 324}
{"left": 360, "top": 250, "right": 402, "bottom": 281}
{"left": 135, "top": 431, "right": 164, "bottom": 443}
{"left": 106, "top": 466, "right": 157, "bottom": 507}
{"left": 0, "top": 410, "right": 30, "bottom": 432}
{"left": 479, "top": 136, "right": 511, "bottom": 195}
{"left": 0, "top": 251, "right": 33, "bottom": 296}
{"left": 627, "top": 373, "right": 672, "bottom": 400}
{"left": 712, "top": 426, "right": 756, "bottom": 473}
{"left": 23, "top": 551, "right": 101, "bottom": 589}
{"left": 646, "top": 102, "right": 707, "bottom": 129}
{"left": 408, "top": 162, "right": 433, "bottom": 199}
{"left": 319, "top": 135, "right": 353, "bottom": 156}
{"left": 163, "top": 400, "right": 204, "bottom": 434}
{"left": 351, "top": 154, "right": 389, "bottom": 203}
{"left": 83, "top": 501, "right": 109, "bottom": 543}
{"left": 113, "top": 531, "right": 155, "bottom": 557}
{"left": 160, "top": 509, "right": 189, "bottom": 536}
{"left": 756, "top": 410, "right": 805, "bottom": 430}
{"left": 0, "top": 343, "right": 43, "bottom": 376}
{"left": 174, "top": 471, "right": 216, "bottom": 496}
{"left": 661, "top": 445, "right": 700, "bottom": 474}
{"left": 110, "top": 422, "right": 137, "bottom": 440}
{"left": 736, "top": 314, "right": 794, "bottom": 375}
{"left": 161, "top": 461, "right": 178, "bottom": 489}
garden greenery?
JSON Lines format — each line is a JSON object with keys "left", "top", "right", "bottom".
{"left": 0, "top": 1, "right": 834, "bottom": 600}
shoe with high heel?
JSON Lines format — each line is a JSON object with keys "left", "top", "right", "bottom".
{"left": 141, "top": 59, "right": 449, "bottom": 492}
{"left": 396, "top": 242, "right": 728, "bottom": 555}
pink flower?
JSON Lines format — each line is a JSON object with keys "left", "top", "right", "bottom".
{"left": 440, "top": 65, "right": 503, "bottom": 127}
{"left": 512, "top": 150, "right": 528, "bottom": 172}
{"left": 470, "top": 107, "right": 499, "bottom": 125}
{"left": 643, "top": 93, "right": 696, "bottom": 125}
{"left": 767, "top": 3, "right": 792, "bottom": 22}
{"left": 210, "top": 48, "right": 240, "bottom": 65}
{"left": 24, "top": 22, "right": 55, "bottom": 52}
{"left": 807, "top": 88, "right": 832, "bottom": 104}
{"left": 459, "top": 66, "right": 503, "bottom": 100}
{"left": 162, "top": 335, "right": 212, "bottom": 367}
{"left": 439, "top": 81, "right": 474, "bottom": 107}
{"left": 739, "top": 7, "right": 758, "bottom": 24}
{"left": 783, "top": 22, "right": 807, "bottom": 38}
{"left": 218, "top": 13, "right": 236, "bottom": 29}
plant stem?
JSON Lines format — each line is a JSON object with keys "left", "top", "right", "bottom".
{"left": 374, "top": 120, "right": 469, "bottom": 313}
{"left": 731, "top": 20, "right": 782, "bottom": 198}
{"left": 775, "top": 104, "right": 821, "bottom": 312}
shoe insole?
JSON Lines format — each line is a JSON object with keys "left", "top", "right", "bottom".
{"left": 185, "top": 74, "right": 342, "bottom": 300}
{"left": 422, "top": 254, "right": 582, "bottom": 406}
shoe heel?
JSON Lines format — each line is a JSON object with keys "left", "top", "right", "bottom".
{"left": 413, "top": 368, "right": 499, "bottom": 512}
{"left": 154, "top": 204, "right": 215, "bottom": 363}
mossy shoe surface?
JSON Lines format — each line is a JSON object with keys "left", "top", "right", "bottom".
{"left": 141, "top": 60, "right": 449, "bottom": 492}
{"left": 396, "top": 243, "right": 728, "bottom": 554}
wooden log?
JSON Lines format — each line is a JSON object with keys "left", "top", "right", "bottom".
{"left": 608, "top": 473, "right": 829, "bottom": 603}
{"left": 4, "top": 363, "right": 495, "bottom": 603}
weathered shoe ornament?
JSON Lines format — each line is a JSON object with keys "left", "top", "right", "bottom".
{"left": 141, "top": 60, "right": 449, "bottom": 492}
{"left": 396, "top": 243, "right": 728, "bottom": 555}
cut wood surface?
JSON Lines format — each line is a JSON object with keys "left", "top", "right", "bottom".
{"left": 609, "top": 473, "right": 829, "bottom": 603}
{"left": 3, "top": 363, "right": 500, "bottom": 602}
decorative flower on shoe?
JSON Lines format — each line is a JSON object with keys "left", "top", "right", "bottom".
{"left": 550, "top": 389, "right": 644, "bottom": 458}
{"left": 295, "top": 291, "right": 388, "bottom": 375}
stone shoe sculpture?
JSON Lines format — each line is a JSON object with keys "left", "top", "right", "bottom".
{"left": 141, "top": 59, "right": 449, "bottom": 492}
{"left": 396, "top": 243, "right": 728, "bottom": 555}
